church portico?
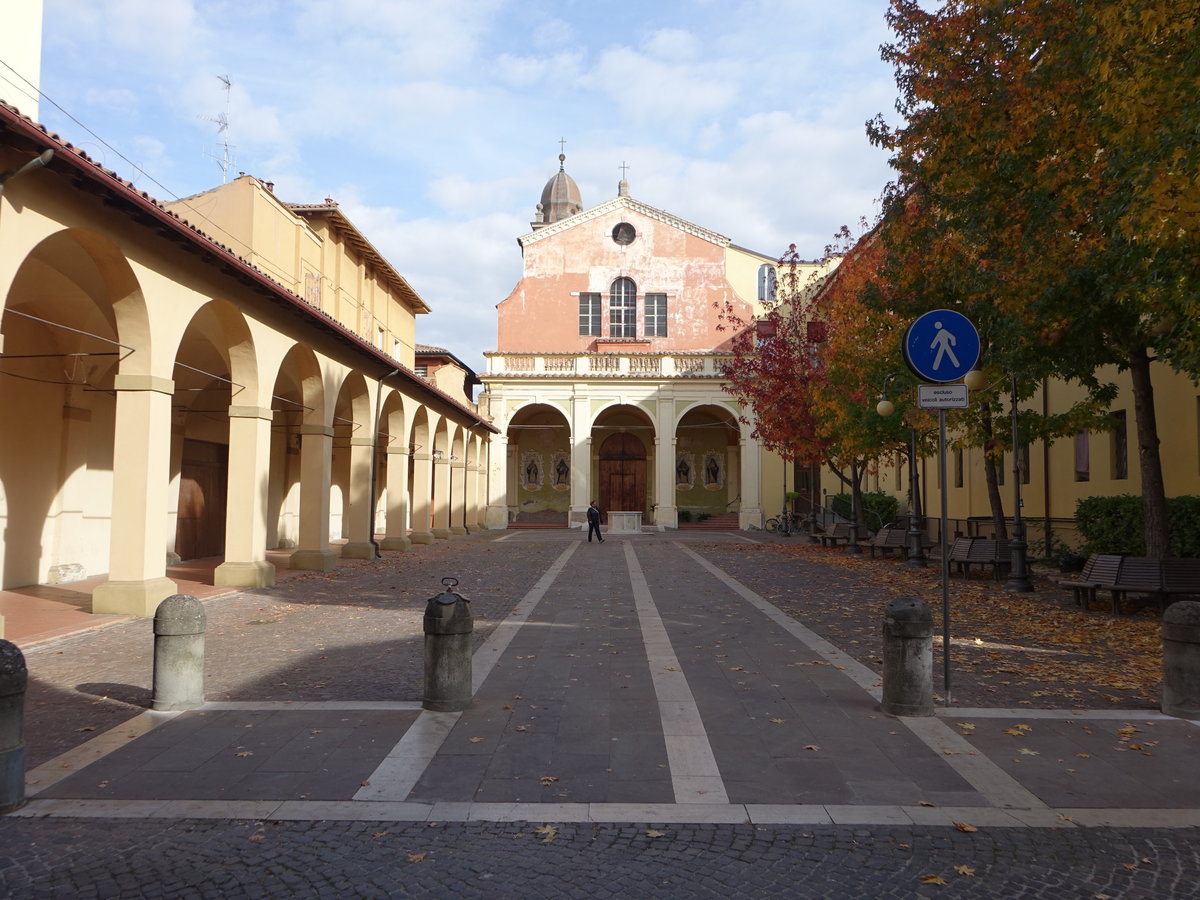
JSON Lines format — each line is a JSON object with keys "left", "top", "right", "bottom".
{"left": 481, "top": 153, "right": 793, "bottom": 533}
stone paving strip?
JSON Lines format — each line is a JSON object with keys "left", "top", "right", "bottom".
{"left": 12, "top": 534, "right": 1200, "bottom": 830}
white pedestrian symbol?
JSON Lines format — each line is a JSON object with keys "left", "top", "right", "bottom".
{"left": 930, "top": 321, "right": 959, "bottom": 371}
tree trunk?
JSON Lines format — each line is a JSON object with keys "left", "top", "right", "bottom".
{"left": 979, "top": 407, "right": 1009, "bottom": 541}
{"left": 1128, "top": 347, "right": 1170, "bottom": 558}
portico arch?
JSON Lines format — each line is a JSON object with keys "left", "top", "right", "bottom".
{"left": 331, "top": 370, "right": 375, "bottom": 558}
{"left": 672, "top": 403, "right": 741, "bottom": 524}
{"left": 0, "top": 228, "right": 144, "bottom": 596}
{"left": 506, "top": 403, "right": 571, "bottom": 526}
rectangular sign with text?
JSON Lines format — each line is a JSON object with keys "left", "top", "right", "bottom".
{"left": 918, "top": 383, "right": 969, "bottom": 409}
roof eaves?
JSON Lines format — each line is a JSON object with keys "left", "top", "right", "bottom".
{"left": 0, "top": 102, "right": 493, "bottom": 433}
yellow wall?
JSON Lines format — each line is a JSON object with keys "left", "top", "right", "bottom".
{"left": 165, "top": 177, "right": 421, "bottom": 370}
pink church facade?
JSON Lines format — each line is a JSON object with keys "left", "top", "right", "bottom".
{"left": 482, "top": 159, "right": 830, "bottom": 531}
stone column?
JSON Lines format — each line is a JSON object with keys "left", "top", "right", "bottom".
{"left": 215, "top": 406, "right": 275, "bottom": 587}
{"left": 654, "top": 436, "right": 678, "bottom": 528}
{"left": 465, "top": 455, "right": 482, "bottom": 532}
{"left": 379, "top": 445, "right": 411, "bottom": 551}
{"left": 652, "top": 395, "right": 676, "bottom": 528}
{"left": 92, "top": 374, "right": 178, "bottom": 616}
{"left": 738, "top": 432, "right": 763, "bottom": 530}
{"left": 432, "top": 456, "right": 452, "bottom": 539}
{"left": 569, "top": 394, "right": 590, "bottom": 527}
{"left": 289, "top": 424, "right": 337, "bottom": 571}
{"left": 450, "top": 456, "right": 468, "bottom": 535}
{"left": 341, "top": 436, "right": 377, "bottom": 559}
{"left": 484, "top": 434, "right": 510, "bottom": 530}
{"left": 410, "top": 451, "right": 435, "bottom": 543}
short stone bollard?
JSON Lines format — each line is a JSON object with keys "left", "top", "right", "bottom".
{"left": 0, "top": 640, "right": 28, "bottom": 814}
{"left": 423, "top": 577, "right": 473, "bottom": 712}
{"left": 1162, "top": 600, "right": 1200, "bottom": 719}
{"left": 881, "top": 597, "right": 934, "bottom": 717}
{"left": 152, "top": 594, "right": 206, "bottom": 711}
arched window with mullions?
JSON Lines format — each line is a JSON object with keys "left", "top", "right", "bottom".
{"left": 609, "top": 277, "right": 637, "bottom": 338}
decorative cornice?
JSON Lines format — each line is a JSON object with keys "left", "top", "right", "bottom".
{"left": 518, "top": 195, "right": 730, "bottom": 248}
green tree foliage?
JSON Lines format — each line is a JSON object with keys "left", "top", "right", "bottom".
{"left": 869, "top": 0, "right": 1200, "bottom": 556}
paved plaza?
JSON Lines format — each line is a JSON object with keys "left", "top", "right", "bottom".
{"left": 2, "top": 530, "right": 1199, "bottom": 898}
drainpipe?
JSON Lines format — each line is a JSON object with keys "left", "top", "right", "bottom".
{"left": 368, "top": 368, "right": 401, "bottom": 558}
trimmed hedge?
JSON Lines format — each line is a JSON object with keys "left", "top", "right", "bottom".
{"left": 831, "top": 491, "right": 900, "bottom": 532}
{"left": 1075, "top": 494, "right": 1200, "bottom": 557}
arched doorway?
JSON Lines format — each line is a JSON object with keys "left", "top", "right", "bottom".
{"left": 599, "top": 432, "right": 646, "bottom": 516}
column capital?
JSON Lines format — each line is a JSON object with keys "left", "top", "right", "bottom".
{"left": 113, "top": 374, "right": 175, "bottom": 394}
{"left": 298, "top": 424, "right": 335, "bottom": 437}
{"left": 228, "top": 405, "right": 274, "bottom": 421}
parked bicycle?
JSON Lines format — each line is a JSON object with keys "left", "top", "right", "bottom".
{"left": 764, "top": 506, "right": 794, "bottom": 535}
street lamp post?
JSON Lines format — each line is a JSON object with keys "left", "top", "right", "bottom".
{"left": 1005, "top": 373, "right": 1032, "bottom": 592}
{"left": 905, "top": 426, "right": 926, "bottom": 568}
{"left": 964, "top": 370, "right": 1033, "bottom": 592}
{"left": 846, "top": 460, "right": 862, "bottom": 554}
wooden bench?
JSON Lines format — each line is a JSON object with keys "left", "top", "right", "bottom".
{"left": 1161, "top": 558, "right": 1200, "bottom": 606}
{"left": 869, "top": 525, "right": 932, "bottom": 559}
{"left": 1064, "top": 555, "right": 1200, "bottom": 615}
{"left": 1058, "top": 554, "right": 1125, "bottom": 609}
{"left": 1105, "top": 557, "right": 1200, "bottom": 615}
{"left": 947, "top": 537, "right": 1011, "bottom": 579}
{"left": 817, "top": 522, "right": 853, "bottom": 547}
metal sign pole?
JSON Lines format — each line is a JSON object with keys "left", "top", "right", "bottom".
{"left": 939, "top": 407, "right": 951, "bottom": 706}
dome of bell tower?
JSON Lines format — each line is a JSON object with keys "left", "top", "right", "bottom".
{"left": 531, "top": 153, "right": 583, "bottom": 229}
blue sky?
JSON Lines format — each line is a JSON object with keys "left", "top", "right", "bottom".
{"left": 29, "top": 0, "right": 899, "bottom": 373}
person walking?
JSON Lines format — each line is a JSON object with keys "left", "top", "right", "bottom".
{"left": 586, "top": 500, "right": 604, "bottom": 543}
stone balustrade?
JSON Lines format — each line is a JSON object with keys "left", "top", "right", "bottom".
{"left": 485, "top": 352, "right": 732, "bottom": 377}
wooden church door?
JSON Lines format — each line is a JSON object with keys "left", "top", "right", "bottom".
{"left": 598, "top": 432, "right": 646, "bottom": 516}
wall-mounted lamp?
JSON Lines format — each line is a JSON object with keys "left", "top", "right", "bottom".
{"left": 432, "top": 449, "right": 444, "bottom": 461}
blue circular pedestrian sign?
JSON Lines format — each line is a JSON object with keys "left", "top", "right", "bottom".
{"left": 902, "top": 310, "right": 980, "bottom": 383}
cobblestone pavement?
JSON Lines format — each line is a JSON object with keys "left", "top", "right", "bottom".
{"left": 6, "top": 530, "right": 1200, "bottom": 898}
{"left": 22, "top": 534, "right": 560, "bottom": 767}
{"left": 1, "top": 817, "right": 1198, "bottom": 899}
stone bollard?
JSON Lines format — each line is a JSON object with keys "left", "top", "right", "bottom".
{"left": 0, "top": 640, "right": 28, "bottom": 814}
{"left": 881, "top": 597, "right": 934, "bottom": 717}
{"left": 1162, "top": 600, "right": 1200, "bottom": 719}
{"left": 423, "top": 577, "right": 473, "bottom": 712}
{"left": 152, "top": 594, "right": 206, "bottom": 711}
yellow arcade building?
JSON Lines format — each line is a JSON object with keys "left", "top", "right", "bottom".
{"left": 0, "top": 102, "right": 494, "bottom": 631}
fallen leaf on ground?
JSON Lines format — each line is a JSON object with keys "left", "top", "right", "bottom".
{"left": 955, "top": 865, "right": 976, "bottom": 876}
{"left": 953, "top": 822, "right": 978, "bottom": 833}
{"left": 408, "top": 852, "right": 427, "bottom": 863}
{"left": 920, "top": 874, "right": 948, "bottom": 885}
{"left": 646, "top": 829, "right": 666, "bottom": 838}
{"left": 534, "top": 825, "right": 558, "bottom": 843}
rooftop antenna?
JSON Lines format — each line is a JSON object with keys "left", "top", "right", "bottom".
{"left": 200, "top": 74, "right": 235, "bottom": 183}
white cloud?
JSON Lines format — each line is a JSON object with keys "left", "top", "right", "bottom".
{"left": 294, "top": 0, "right": 504, "bottom": 76}
{"left": 532, "top": 18, "right": 574, "bottom": 49}
{"left": 583, "top": 46, "right": 743, "bottom": 133}
{"left": 37, "top": 0, "right": 902, "bottom": 372}
{"left": 641, "top": 28, "right": 702, "bottom": 62}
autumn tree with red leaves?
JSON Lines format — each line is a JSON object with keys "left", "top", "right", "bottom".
{"left": 868, "top": 0, "right": 1200, "bottom": 557}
